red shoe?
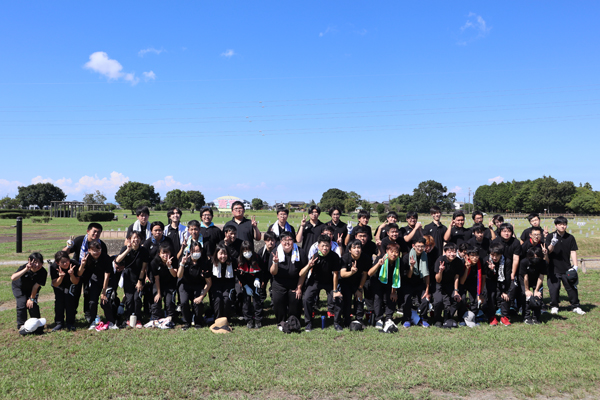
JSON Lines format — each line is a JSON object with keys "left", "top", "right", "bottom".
{"left": 489, "top": 317, "right": 498, "bottom": 326}
{"left": 327, "top": 311, "right": 335, "bottom": 318}
{"left": 500, "top": 316, "right": 511, "bottom": 326}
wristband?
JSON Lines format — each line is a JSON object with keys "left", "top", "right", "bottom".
{"left": 357, "top": 287, "right": 363, "bottom": 292}
{"left": 29, "top": 298, "right": 37, "bottom": 303}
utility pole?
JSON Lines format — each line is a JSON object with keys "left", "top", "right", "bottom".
{"left": 468, "top": 187, "right": 471, "bottom": 213}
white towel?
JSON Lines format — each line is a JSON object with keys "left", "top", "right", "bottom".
{"left": 212, "top": 263, "right": 234, "bottom": 279}
{"left": 277, "top": 243, "right": 300, "bottom": 263}
{"left": 133, "top": 220, "right": 151, "bottom": 240}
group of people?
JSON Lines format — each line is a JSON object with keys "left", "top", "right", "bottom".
{"left": 11, "top": 200, "right": 586, "bottom": 334}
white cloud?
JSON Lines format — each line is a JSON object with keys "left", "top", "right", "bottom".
{"left": 0, "top": 178, "right": 24, "bottom": 195}
{"left": 143, "top": 71, "right": 156, "bottom": 81}
{"left": 30, "top": 172, "right": 129, "bottom": 198}
{"left": 83, "top": 51, "right": 139, "bottom": 85}
{"left": 448, "top": 186, "right": 462, "bottom": 195}
{"left": 152, "top": 176, "right": 194, "bottom": 191}
{"left": 220, "top": 49, "right": 235, "bottom": 58}
{"left": 319, "top": 26, "right": 338, "bottom": 37}
{"left": 457, "top": 13, "right": 491, "bottom": 45}
{"left": 488, "top": 176, "right": 504, "bottom": 184}
{"left": 138, "top": 47, "right": 164, "bottom": 57}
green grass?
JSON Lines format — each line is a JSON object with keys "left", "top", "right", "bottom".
{"left": 1, "top": 263, "right": 600, "bottom": 399}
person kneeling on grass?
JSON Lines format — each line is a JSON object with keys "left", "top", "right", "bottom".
{"left": 519, "top": 247, "right": 547, "bottom": 325}
{"left": 485, "top": 244, "right": 515, "bottom": 326}
{"left": 210, "top": 243, "right": 238, "bottom": 320}
{"left": 50, "top": 251, "right": 80, "bottom": 332}
{"left": 369, "top": 242, "right": 402, "bottom": 333}
{"left": 301, "top": 235, "right": 343, "bottom": 332}
{"left": 149, "top": 243, "right": 178, "bottom": 326}
{"left": 458, "top": 246, "right": 486, "bottom": 327}
{"left": 96, "top": 256, "right": 125, "bottom": 331}
{"left": 11, "top": 252, "right": 47, "bottom": 331}
{"left": 400, "top": 238, "right": 431, "bottom": 328}
{"left": 432, "top": 243, "right": 467, "bottom": 329}
{"left": 178, "top": 241, "right": 212, "bottom": 330}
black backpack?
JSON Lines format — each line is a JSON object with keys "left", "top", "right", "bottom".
{"left": 282, "top": 315, "right": 301, "bottom": 333}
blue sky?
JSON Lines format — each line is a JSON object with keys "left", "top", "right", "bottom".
{"left": 1, "top": 2, "right": 599, "bottom": 206}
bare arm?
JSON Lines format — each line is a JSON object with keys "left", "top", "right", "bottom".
{"left": 571, "top": 250, "right": 578, "bottom": 268}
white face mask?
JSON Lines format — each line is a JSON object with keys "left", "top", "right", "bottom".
{"left": 243, "top": 251, "right": 253, "bottom": 259}
{"left": 192, "top": 252, "right": 201, "bottom": 260}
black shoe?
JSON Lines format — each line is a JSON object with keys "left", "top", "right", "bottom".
{"left": 52, "top": 324, "right": 63, "bottom": 332}
{"left": 434, "top": 321, "right": 443, "bottom": 329}
{"left": 254, "top": 321, "right": 262, "bottom": 329}
{"left": 67, "top": 325, "right": 76, "bottom": 332}
{"left": 305, "top": 322, "right": 313, "bottom": 332}
{"left": 524, "top": 318, "right": 534, "bottom": 325}
{"left": 181, "top": 323, "right": 191, "bottom": 331}
{"left": 246, "top": 320, "right": 254, "bottom": 329}
{"left": 334, "top": 323, "right": 343, "bottom": 332}
{"left": 532, "top": 318, "right": 542, "bottom": 325}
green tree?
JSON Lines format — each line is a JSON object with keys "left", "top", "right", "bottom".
{"left": 390, "top": 194, "right": 413, "bottom": 213}
{"left": 376, "top": 203, "right": 386, "bottom": 215}
{"left": 83, "top": 190, "right": 106, "bottom": 204}
{"left": 319, "top": 188, "right": 348, "bottom": 213}
{"left": 344, "top": 198, "right": 358, "bottom": 213}
{"left": 409, "top": 180, "right": 456, "bottom": 213}
{"left": 164, "top": 189, "right": 190, "bottom": 210}
{"left": 187, "top": 190, "right": 206, "bottom": 211}
{"left": 360, "top": 200, "right": 371, "bottom": 212}
{"left": 17, "top": 183, "right": 66, "bottom": 208}
{"left": 252, "top": 198, "right": 264, "bottom": 210}
{"left": 0, "top": 195, "right": 20, "bottom": 209}
{"left": 566, "top": 187, "right": 600, "bottom": 214}
{"left": 115, "top": 182, "right": 160, "bottom": 214}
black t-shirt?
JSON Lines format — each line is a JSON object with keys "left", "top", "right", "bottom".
{"left": 379, "top": 236, "right": 401, "bottom": 256}
{"left": 372, "top": 255, "right": 401, "bottom": 287}
{"left": 422, "top": 222, "right": 447, "bottom": 261}
{"left": 545, "top": 231, "right": 578, "bottom": 274}
{"left": 69, "top": 235, "right": 108, "bottom": 262}
{"left": 340, "top": 252, "right": 367, "bottom": 288}
{"left": 143, "top": 236, "right": 176, "bottom": 263}
{"left": 378, "top": 223, "right": 392, "bottom": 241}
{"left": 467, "top": 236, "right": 491, "bottom": 261}
{"left": 520, "top": 227, "right": 542, "bottom": 242}
{"left": 401, "top": 252, "right": 427, "bottom": 287}
{"left": 521, "top": 239, "right": 543, "bottom": 256}
{"left": 80, "top": 253, "right": 112, "bottom": 285}
{"left": 447, "top": 227, "right": 468, "bottom": 246}
{"left": 219, "top": 238, "right": 243, "bottom": 261}
{"left": 465, "top": 226, "right": 493, "bottom": 241}
{"left": 127, "top": 223, "right": 149, "bottom": 242}
{"left": 300, "top": 220, "right": 324, "bottom": 249}
{"left": 164, "top": 224, "right": 184, "bottom": 256}
{"left": 491, "top": 236, "right": 522, "bottom": 266}
{"left": 200, "top": 225, "right": 224, "bottom": 257}
{"left": 307, "top": 250, "right": 341, "bottom": 285}
{"left": 400, "top": 225, "right": 423, "bottom": 253}
{"left": 519, "top": 258, "right": 548, "bottom": 287}
{"left": 150, "top": 258, "right": 178, "bottom": 289}
{"left": 50, "top": 262, "right": 79, "bottom": 290}
{"left": 268, "top": 223, "right": 297, "bottom": 242}
{"left": 181, "top": 258, "right": 212, "bottom": 286}
{"left": 269, "top": 248, "right": 308, "bottom": 290}
{"left": 359, "top": 241, "right": 378, "bottom": 265}
{"left": 118, "top": 246, "right": 150, "bottom": 284}
{"left": 325, "top": 220, "right": 348, "bottom": 248}
{"left": 348, "top": 224, "right": 373, "bottom": 243}
{"left": 434, "top": 255, "right": 462, "bottom": 294}
{"left": 12, "top": 264, "right": 48, "bottom": 296}
{"left": 223, "top": 217, "right": 255, "bottom": 249}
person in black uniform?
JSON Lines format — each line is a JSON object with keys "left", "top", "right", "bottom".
{"left": 125, "top": 206, "right": 151, "bottom": 242}
{"left": 210, "top": 243, "right": 238, "bottom": 319}
{"left": 223, "top": 201, "right": 261, "bottom": 249}
{"left": 466, "top": 223, "right": 491, "bottom": 261}
{"left": 11, "top": 252, "right": 47, "bottom": 330}
{"left": 545, "top": 216, "right": 584, "bottom": 315}
{"left": 77, "top": 240, "right": 112, "bottom": 330}
{"left": 400, "top": 238, "right": 431, "bottom": 328}
{"left": 257, "top": 231, "right": 277, "bottom": 304}
{"left": 485, "top": 243, "right": 515, "bottom": 326}
{"left": 236, "top": 241, "right": 264, "bottom": 329}
{"left": 177, "top": 240, "right": 212, "bottom": 330}
{"left": 220, "top": 225, "right": 243, "bottom": 261}
{"left": 465, "top": 210, "right": 496, "bottom": 241}
{"left": 432, "top": 243, "right": 467, "bottom": 328}
{"left": 345, "top": 210, "right": 373, "bottom": 245}
{"left": 375, "top": 211, "right": 399, "bottom": 243}
{"left": 50, "top": 251, "right": 80, "bottom": 331}
{"left": 200, "top": 207, "right": 224, "bottom": 258}
{"left": 401, "top": 211, "right": 424, "bottom": 254}
{"left": 444, "top": 210, "right": 468, "bottom": 246}
{"left": 269, "top": 231, "right": 307, "bottom": 326}
{"left": 115, "top": 231, "right": 150, "bottom": 327}
{"left": 268, "top": 207, "right": 297, "bottom": 241}
{"left": 149, "top": 243, "right": 179, "bottom": 322}
{"left": 519, "top": 247, "right": 547, "bottom": 324}
{"left": 422, "top": 206, "right": 447, "bottom": 268}
{"left": 296, "top": 205, "right": 324, "bottom": 249}
{"left": 339, "top": 239, "right": 368, "bottom": 328}
{"left": 324, "top": 206, "right": 348, "bottom": 252}
{"left": 368, "top": 242, "right": 402, "bottom": 331}
{"left": 300, "top": 234, "right": 343, "bottom": 331}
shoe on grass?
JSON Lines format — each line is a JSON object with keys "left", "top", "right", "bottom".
{"left": 403, "top": 321, "right": 411, "bottom": 329}
{"left": 524, "top": 317, "right": 534, "bottom": 325}
{"left": 420, "top": 320, "right": 430, "bottom": 328}
{"left": 550, "top": 307, "right": 559, "bottom": 315}
{"left": 489, "top": 317, "right": 498, "bottom": 326}
{"left": 573, "top": 307, "right": 586, "bottom": 315}
{"left": 500, "top": 316, "right": 511, "bottom": 326}
{"left": 52, "top": 324, "right": 63, "bottom": 332}
{"left": 107, "top": 322, "right": 118, "bottom": 330}
{"left": 375, "top": 320, "right": 384, "bottom": 330}
{"left": 254, "top": 321, "right": 262, "bottom": 329}
{"left": 334, "top": 323, "right": 343, "bottom": 332}
{"left": 246, "top": 320, "right": 254, "bottom": 329}
{"left": 305, "top": 322, "right": 313, "bottom": 332}
{"left": 181, "top": 323, "right": 191, "bottom": 331}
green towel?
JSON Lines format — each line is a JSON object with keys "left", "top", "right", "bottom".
{"left": 409, "top": 248, "right": 429, "bottom": 279}
{"left": 379, "top": 257, "right": 401, "bottom": 289}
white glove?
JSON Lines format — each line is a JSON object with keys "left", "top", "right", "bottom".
{"left": 347, "top": 221, "right": 353, "bottom": 235}
{"left": 253, "top": 278, "right": 261, "bottom": 289}
{"left": 550, "top": 233, "right": 558, "bottom": 247}
{"left": 569, "top": 266, "right": 578, "bottom": 272}
{"left": 244, "top": 285, "right": 253, "bottom": 296}
{"left": 66, "top": 239, "right": 74, "bottom": 248}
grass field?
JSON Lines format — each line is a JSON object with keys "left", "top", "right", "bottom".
{"left": 1, "top": 211, "right": 600, "bottom": 399}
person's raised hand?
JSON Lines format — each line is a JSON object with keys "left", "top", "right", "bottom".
{"left": 351, "top": 260, "right": 358, "bottom": 274}
{"left": 301, "top": 214, "right": 307, "bottom": 225}
{"left": 251, "top": 216, "right": 257, "bottom": 227}
{"left": 272, "top": 252, "right": 279, "bottom": 264}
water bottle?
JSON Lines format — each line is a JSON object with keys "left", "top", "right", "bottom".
{"left": 94, "top": 315, "right": 101, "bottom": 325}
{"left": 321, "top": 315, "right": 325, "bottom": 329}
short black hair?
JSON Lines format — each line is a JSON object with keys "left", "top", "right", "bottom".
{"left": 321, "top": 225, "right": 335, "bottom": 235}
{"left": 493, "top": 214, "right": 504, "bottom": 224}
{"left": 329, "top": 206, "right": 342, "bottom": 216}
{"left": 279, "top": 231, "right": 294, "bottom": 241}
{"left": 167, "top": 207, "right": 182, "bottom": 219}
{"left": 530, "top": 226, "right": 543, "bottom": 235}
{"left": 386, "top": 223, "right": 399, "bottom": 232}
{"left": 187, "top": 220, "right": 200, "bottom": 229}
{"left": 357, "top": 210, "right": 370, "bottom": 219}
{"left": 263, "top": 231, "right": 277, "bottom": 242}
{"left": 472, "top": 210, "right": 483, "bottom": 220}
{"left": 223, "top": 224, "right": 237, "bottom": 234}
{"left": 430, "top": 206, "right": 441, "bottom": 214}
{"left": 308, "top": 205, "right": 321, "bottom": 215}
{"left": 354, "top": 226, "right": 369, "bottom": 235}
{"left": 471, "top": 223, "right": 485, "bottom": 234}
{"left": 387, "top": 211, "right": 398, "bottom": 220}
{"left": 54, "top": 250, "right": 70, "bottom": 263}
{"left": 127, "top": 231, "right": 142, "bottom": 240}
{"left": 277, "top": 207, "right": 289, "bottom": 216}
{"left": 458, "top": 243, "right": 469, "bottom": 252}
{"left": 554, "top": 216, "right": 568, "bottom": 225}
{"left": 28, "top": 252, "right": 44, "bottom": 263}
{"left": 200, "top": 207, "right": 213, "bottom": 217}
{"left": 150, "top": 221, "right": 164, "bottom": 231}
{"left": 443, "top": 242, "right": 457, "bottom": 252}
{"left": 499, "top": 222, "right": 514, "bottom": 234}
{"left": 349, "top": 239, "right": 362, "bottom": 249}
{"left": 465, "top": 245, "right": 479, "bottom": 256}
{"left": 87, "top": 222, "right": 103, "bottom": 232}
{"left": 489, "top": 243, "right": 504, "bottom": 255}
{"left": 527, "top": 213, "right": 540, "bottom": 222}
{"left": 231, "top": 201, "right": 244, "bottom": 211}
{"left": 415, "top": 237, "right": 426, "bottom": 245}
{"left": 317, "top": 234, "right": 331, "bottom": 245}
{"left": 452, "top": 210, "right": 465, "bottom": 220}
{"left": 406, "top": 211, "right": 418, "bottom": 220}
{"left": 135, "top": 206, "right": 150, "bottom": 217}
{"left": 527, "top": 246, "right": 544, "bottom": 260}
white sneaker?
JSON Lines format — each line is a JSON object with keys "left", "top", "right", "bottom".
{"left": 107, "top": 322, "right": 119, "bottom": 330}
{"left": 550, "top": 307, "right": 559, "bottom": 315}
{"left": 88, "top": 323, "right": 97, "bottom": 331}
{"left": 573, "top": 307, "right": 586, "bottom": 315}
{"left": 375, "top": 320, "right": 384, "bottom": 330}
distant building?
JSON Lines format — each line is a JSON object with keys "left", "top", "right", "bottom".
{"left": 213, "top": 196, "right": 244, "bottom": 212}
{"left": 453, "top": 201, "right": 465, "bottom": 210}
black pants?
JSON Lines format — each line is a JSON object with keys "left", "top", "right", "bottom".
{"left": 371, "top": 280, "right": 396, "bottom": 322}
{"left": 179, "top": 283, "right": 205, "bottom": 324}
{"left": 241, "top": 287, "right": 263, "bottom": 322}
{"left": 485, "top": 280, "right": 511, "bottom": 318}
{"left": 53, "top": 285, "right": 79, "bottom": 326}
{"left": 271, "top": 283, "right": 301, "bottom": 324}
{"left": 151, "top": 285, "right": 176, "bottom": 320}
{"left": 548, "top": 271, "right": 580, "bottom": 309}
{"left": 340, "top": 283, "right": 365, "bottom": 326}
{"left": 100, "top": 287, "right": 119, "bottom": 323}
{"left": 86, "top": 274, "right": 103, "bottom": 323}
{"left": 402, "top": 283, "right": 430, "bottom": 323}
{"left": 123, "top": 277, "right": 143, "bottom": 321}
{"left": 433, "top": 290, "right": 467, "bottom": 324}
{"left": 211, "top": 278, "right": 235, "bottom": 319}
{"left": 461, "top": 283, "right": 487, "bottom": 314}
{"left": 303, "top": 282, "right": 342, "bottom": 325}
{"left": 13, "top": 289, "right": 40, "bottom": 328}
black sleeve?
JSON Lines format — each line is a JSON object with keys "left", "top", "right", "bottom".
{"left": 520, "top": 229, "right": 528, "bottom": 241}
{"left": 50, "top": 264, "right": 59, "bottom": 280}
{"left": 36, "top": 268, "right": 48, "bottom": 287}
{"left": 570, "top": 236, "right": 578, "bottom": 252}
{"left": 518, "top": 258, "right": 528, "bottom": 277}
